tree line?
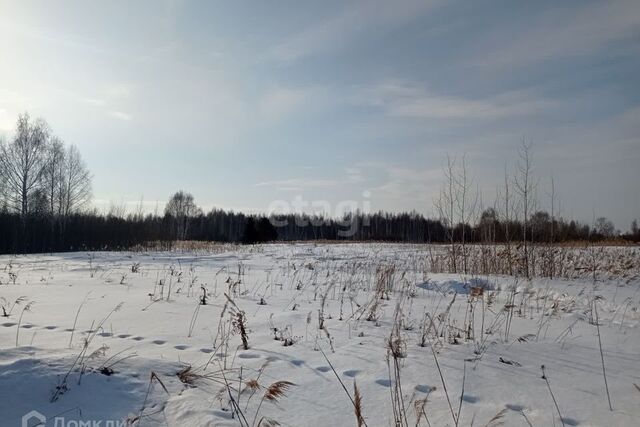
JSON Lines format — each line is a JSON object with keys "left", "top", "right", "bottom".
{"left": 0, "top": 201, "right": 634, "bottom": 254}
{"left": 1, "top": 113, "right": 637, "bottom": 254}
{"left": 0, "top": 113, "right": 92, "bottom": 253}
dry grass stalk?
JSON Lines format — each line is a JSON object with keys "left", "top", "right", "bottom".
{"left": 51, "top": 302, "right": 124, "bottom": 402}
{"left": 15, "top": 301, "right": 33, "bottom": 347}
{"left": 263, "top": 381, "right": 294, "bottom": 402}
{"left": 225, "top": 293, "right": 250, "bottom": 350}
{"left": 593, "top": 298, "right": 613, "bottom": 410}
{"left": 0, "top": 295, "right": 27, "bottom": 317}
{"left": 414, "top": 396, "right": 432, "bottom": 427}
{"left": 541, "top": 365, "right": 565, "bottom": 427}
{"left": 251, "top": 380, "right": 295, "bottom": 427}
{"left": 318, "top": 346, "right": 369, "bottom": 427}
{"left": 354, "top": 379, "right": 364, "bottom": 427}
{"left": 130, "top": 371, "right": 170, "bottom": 425}
{"left": 483, "top": 408, "right": 507, "bottom": 426}
{"left": 427, "top": 337, "right": 457, "bottom": 426}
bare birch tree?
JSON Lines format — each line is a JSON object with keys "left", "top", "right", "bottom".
{"left": 434, "top": 155, "right": 458, "bottom": 272}
{"left": 547, "top": 174, "right": 557, "bottom": 278}
{"left": 165, "top": 191, "right": 201, "bottom": 240}
{"left": 60, "top": 144, "right": 92, "bottom": 217}
{"left": 501, "top": 163, "right": 514, "bottom": 275}
{"left": 43, "top": 137, "right": 66, "bottom": 217}
{"left": 0, "top": 136, "right": 5, "bottom": 210}
{"left": 0, "top": 113, "right": 49, "bottom": 217}
{"left": 455, "top": 154, "right": 478, "bottom": 274}
{"left": 434, "top": 154, "right": 477, "bottom": 274}
{"left": 514, "top": 140, "right": 536, "bottom": 278}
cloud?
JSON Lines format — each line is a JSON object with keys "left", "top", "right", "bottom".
{"left": 266, "top": 0, "right": 440, "bottom": 62}
{"left": 82, "top": 98, "right": 106, "bottom": 106}
{"left": 0, "top": 14, "right": 110, "bottom": 55}
{"left": 476, "top": 0, "right": 640, "bottom": 67}
{"left": 258, "top": 86, "right": 322, "bottom": 119}
{"left": 345, "top": 167, "right": 365, "bottom": 184}
{"left": 105, "top": 84, "right": 132, "bottom": 99}
{"left": 356, "top": 81, "right": 557, "bottom": 120}
{"left": 361, "top": 163, "right": 442, "bottom": 214}
{"left": 109, "top": 111, "right": 132, "bottom": 121}
{"left": 255, "top": 178, "right": 339, "bottom": 192}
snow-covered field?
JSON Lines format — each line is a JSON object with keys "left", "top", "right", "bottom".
{"left": 1, "top": 244, "right": 639, "bottom": 427}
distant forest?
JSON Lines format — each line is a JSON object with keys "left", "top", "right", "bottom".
{"left": 1, "top": 113, "right": 638, "bottom": 254}
{"left": 1, "top": 206, "right": 638, "bottom": 254}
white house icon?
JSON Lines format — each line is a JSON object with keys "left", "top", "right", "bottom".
{"left": 22, "top": 410, "right": 46, "bottom": 427}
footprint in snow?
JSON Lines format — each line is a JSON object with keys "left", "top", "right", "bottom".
{"left": 562, "top": 418, "right": 580, "bottom": 426}
{"left": 375, "top": 379, "right": 392, "bottom": 387}
{"left": 98, "top": 332, "right": 112, "bottom": 337}
{"left": 43, "top": 326, "right": 57, "bottom": 330}
{"left": 212, "top": 410, "right": 234, "bottom": 420}
{"left": 152, "top": 340, "right": 166, "bottom": 345}
{"left": 238, "top": 353, "right": 261, "bottom": 359}
{"left": 343, "top": 369, "right": 360, "bottom": 378}
{"left": 505, "top": 403, "right": 526, "bottom": 412}
{"left": 316, "top": 366, "right": 331, "bottom": 373}
{"left": 200, "top": 348, "right": 214, "bottom": 354}
{"left": 291, "top": 359, "right": 305, "bottom": 366}
{"left": 117, "top": 334, "right": 131, "bottom": 339}
{"left": 415, "top": 385, "right": 435, "bottom": 394}
{"left": 20, "top": 324, "right": 35, "bottom": 329}
{"left": 2, "top": 322, "right": 17, "bottom": 327}
{"left": 461, "top": 394, "right": 479, "bottom": 403}
{"left": 131, "top": 336, "right": 145, "bottom": 341}
{"left": 174, "top": 345, "right": 189, "bottom": 350}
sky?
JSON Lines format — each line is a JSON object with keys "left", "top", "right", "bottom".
{"left": 0, "top": 0, "right": 639, "bottom": 230}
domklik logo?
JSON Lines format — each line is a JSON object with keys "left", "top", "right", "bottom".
{"left": 22, "top": 410, "right": 46, "bottom": 427}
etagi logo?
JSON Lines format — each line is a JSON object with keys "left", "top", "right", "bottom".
{"left": 267, "top": 192, "right": 372, "bottom": 237}
{"left": 22, "top": 410, "right": 46, "bottom": 427}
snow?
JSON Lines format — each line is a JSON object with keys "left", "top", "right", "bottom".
{"left": 1, "top": 243, "right": 639, "bottom": 426}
